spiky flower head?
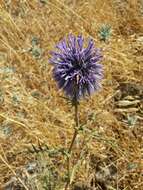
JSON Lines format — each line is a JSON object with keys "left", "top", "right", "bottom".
{"left": 50, "top": 34, "right": 103, "bottom": 101}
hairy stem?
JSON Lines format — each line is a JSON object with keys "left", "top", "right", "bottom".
{"left": 64, "top": 100, "right": 79, "bottom": 190}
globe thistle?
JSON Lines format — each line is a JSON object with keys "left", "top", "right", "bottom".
{"left": 50, "top": 34, "right": 103, "bottom": 100}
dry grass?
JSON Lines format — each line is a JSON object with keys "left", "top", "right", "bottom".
{"left": 0, "top": 0, "right": 142, "bottom": 189}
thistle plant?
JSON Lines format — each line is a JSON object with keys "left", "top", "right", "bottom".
{"left": 50, "top": 34, "right": 103, "bottom": 189}
{"left": 99, "top": 24, "right": 112, "bottom": 42}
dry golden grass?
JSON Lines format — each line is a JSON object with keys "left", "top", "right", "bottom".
{"left": 0, "top": 0, "right": 142, "bottom": 189}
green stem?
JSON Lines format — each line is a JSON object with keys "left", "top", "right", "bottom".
{"left": 64, "top": 100, "right": 79, "bottom": 190}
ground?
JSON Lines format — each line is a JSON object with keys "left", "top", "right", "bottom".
{"left": 0, "top": 0, "right": 142, "bottom": 190}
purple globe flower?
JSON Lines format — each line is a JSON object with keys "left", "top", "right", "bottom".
{"left": 50, "top": 34, "right": 103, "bottom": 100}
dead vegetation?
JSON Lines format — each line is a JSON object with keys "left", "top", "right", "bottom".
{"left": 0, "top": 0, "right": 142, "bottom": 189}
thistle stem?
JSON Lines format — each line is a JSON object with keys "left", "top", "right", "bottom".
{"left": 64, "top": 100, "right": 79, "bottom": 190}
